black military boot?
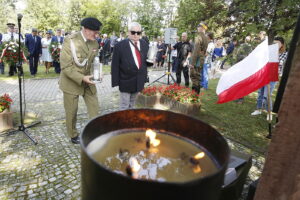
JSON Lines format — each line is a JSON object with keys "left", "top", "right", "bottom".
{"left": 195, "top": 86, "right": 201, "bottom": 94}
{"left": 192, "top": 86, "right": 197, "bottom": 93}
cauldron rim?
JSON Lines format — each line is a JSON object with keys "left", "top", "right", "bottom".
{"left": 80, "top": 108, "right": 230, "bottom": 186}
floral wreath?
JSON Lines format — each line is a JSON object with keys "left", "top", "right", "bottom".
{"left": 49, "top": 41, "right": 62, "bottom": 63}
{"left": 0, "top": 40, "right": 28, "bottom": 65}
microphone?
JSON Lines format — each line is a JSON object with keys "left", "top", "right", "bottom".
{"left": 17, "top": 14, "right": 23, "bottom": 21}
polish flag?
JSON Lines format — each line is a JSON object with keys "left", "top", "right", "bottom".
{"left": 216, "top": 38, "right": 279, "bottom": 104}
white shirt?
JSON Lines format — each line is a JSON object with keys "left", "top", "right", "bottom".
{"left": 129, "top": 40, "right": 140, "bottom": 69}
{"left": 2, "top": 32, "right": 23, "bottom": 43}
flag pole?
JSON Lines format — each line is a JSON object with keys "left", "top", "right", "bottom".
{"left": 266, "top": 84, "right": 272, "bottom": 139}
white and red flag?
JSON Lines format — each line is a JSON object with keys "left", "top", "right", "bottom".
{"left": 216, "top": 38, "right": 279, "bottom": 104}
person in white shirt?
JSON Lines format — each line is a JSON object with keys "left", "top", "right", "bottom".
{"left": 2, "top": 23, "right": 22, "bottom": 76}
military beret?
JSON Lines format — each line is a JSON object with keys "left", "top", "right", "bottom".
{"left": 81, "top": 17, "right": 102, "bottom": 31}
{"left": 7, "top": 23, "right": 15, "bottom": 27}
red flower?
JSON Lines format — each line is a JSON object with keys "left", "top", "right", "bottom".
{"left": 0, "top": 93, "right": 13, "bottom": 113}
{"left": 141, "top": 84, "right": 202, "bottom": 104}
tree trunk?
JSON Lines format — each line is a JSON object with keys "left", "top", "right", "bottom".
{"left": 254, "top": 28, "right": 300, "bottom": 199}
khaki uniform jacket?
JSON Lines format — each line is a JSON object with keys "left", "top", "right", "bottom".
{"left": 59, "top": 32, "right": 99, "bottom": 95}
{"left": 191, "top": 32, "right": 208, "bottom": 67}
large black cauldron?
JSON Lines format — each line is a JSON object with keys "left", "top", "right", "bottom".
{"left": 81, "top": 109, "right": 229, "bottom": 200}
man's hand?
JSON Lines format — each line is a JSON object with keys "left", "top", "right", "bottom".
{"left": 82, "top": 75, "right": 95, "bottom": 85}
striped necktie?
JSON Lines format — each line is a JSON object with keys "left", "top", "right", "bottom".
{"left": 134, "top": 42, "right": 141, "bottom": 69}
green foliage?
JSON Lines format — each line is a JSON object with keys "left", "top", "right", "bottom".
{"left": 0, "top": 0, "right": 298, "bottom": 43}
{"left": 175, "top": 0, "right": 299, "bottom": 43}
{"left": 66, "top": 0, "right": 85, "bottom": 31}
{"left": 23, "top": 0, "right": 63, "bottom": 32}
{"left": 227, "top": 0, "right": 300, "bottom": 41}
{"left": 175, "top": 0, "right": 228, "bottom": 38}
{"left": 0, "top": 0, "right": 18, "bottom": 32}
{"left": 134, "top": 0, "right": 170, "bottom": 37}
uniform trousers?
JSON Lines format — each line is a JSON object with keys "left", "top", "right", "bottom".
{"left": 63, "top": 88, "right": 99, "bottom": 138}
{"left": 190, "top": 66, "right": 202, "bottom": 93}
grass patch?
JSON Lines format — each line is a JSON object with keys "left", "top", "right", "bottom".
{"left": 0, "top": 63, "right": 111, "bottom": 81}
{"left": 199, "top": 79, "right": 274, "bottom": 153}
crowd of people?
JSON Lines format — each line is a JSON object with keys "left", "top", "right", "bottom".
{"left": 0, "top": 23, "right": 132, "bottom": 77}
{"left": 148, "top": 29, "right": 288, "bottom": 115}
{"left": 0, "top": 18, "right": 288, "bottom": 143}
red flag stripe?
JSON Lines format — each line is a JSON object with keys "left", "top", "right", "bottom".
{"left": 217, "top": 62, "right": 279, "bottom": 104}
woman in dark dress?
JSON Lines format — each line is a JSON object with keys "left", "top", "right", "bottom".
{"left": 155, "top": 40, "right": 166, "bottom": 68}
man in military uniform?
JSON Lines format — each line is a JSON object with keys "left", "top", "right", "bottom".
{"left": 59, "top": 17, "right": 102, "bottom": 144}
{"left": 189, "top": 22, "right": 208, "bottom": 94}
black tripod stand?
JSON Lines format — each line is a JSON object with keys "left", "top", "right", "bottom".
{"left": 8, "top": 14, "right": 40, "bottom": 145}
{"left": 148, "top": 44, "right": 176, "bottom": 85}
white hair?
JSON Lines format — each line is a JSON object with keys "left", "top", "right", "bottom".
{"left": 128, "top": 22, "right": 142, "bottom": 31}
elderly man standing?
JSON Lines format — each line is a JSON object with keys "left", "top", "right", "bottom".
{"left": 59, "top": 17, "right": 102, "bottom": 144}
{"left": 111, "top": 22, "right": 149, "bottom": 110}
{"left": 190, "top": 22, "right": 208, "bottom": 94}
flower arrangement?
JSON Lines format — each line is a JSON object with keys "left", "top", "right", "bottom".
{"left": 0, "top": 93, "right": 13, "bottom": 113}
{"left": 0, "top": 41, "right": 28, "bottom": 65}
{"left": 49, "top": 41, "right": 61, "bottom": 63}
{"left": 141, "top": 84, "right": 202, "bottom": 104}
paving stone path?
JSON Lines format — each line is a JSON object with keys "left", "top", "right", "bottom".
{"left": 0, "top": 69, "right": 264, "bottom": 199}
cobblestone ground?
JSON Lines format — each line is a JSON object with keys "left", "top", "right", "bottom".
{"left": 0, "top": 69, "right": 264, "bottom": 199}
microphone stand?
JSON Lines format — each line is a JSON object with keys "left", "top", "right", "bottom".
{"left": 148, "top": 44, "right": 176, "bottom": 85}
{"left": 8, "top": 15, "right": 39, "bottom": 145}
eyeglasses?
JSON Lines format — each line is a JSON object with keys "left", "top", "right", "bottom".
{"left": 130, "top": 31, "right": 142, "bottom": 35}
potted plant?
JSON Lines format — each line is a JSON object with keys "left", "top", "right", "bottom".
{"left": 0, "top": 93, "right": 13, "bottom": 131}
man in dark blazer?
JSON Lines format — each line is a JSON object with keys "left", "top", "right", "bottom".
{"left": 111, "top": 22, "right": 149, "bottom": 110}
{"left": 51, "top": 29, "right": 64, "bottom": 74}
{"left": 25, "top": 28, "right": 42, "bottom": 77}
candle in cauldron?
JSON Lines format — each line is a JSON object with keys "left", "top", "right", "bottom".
{"left": 81, "top": 109, "right": 230, "bottom": 200}
{"left": 86, "top": 128, "right": 218, "bottom": 183}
